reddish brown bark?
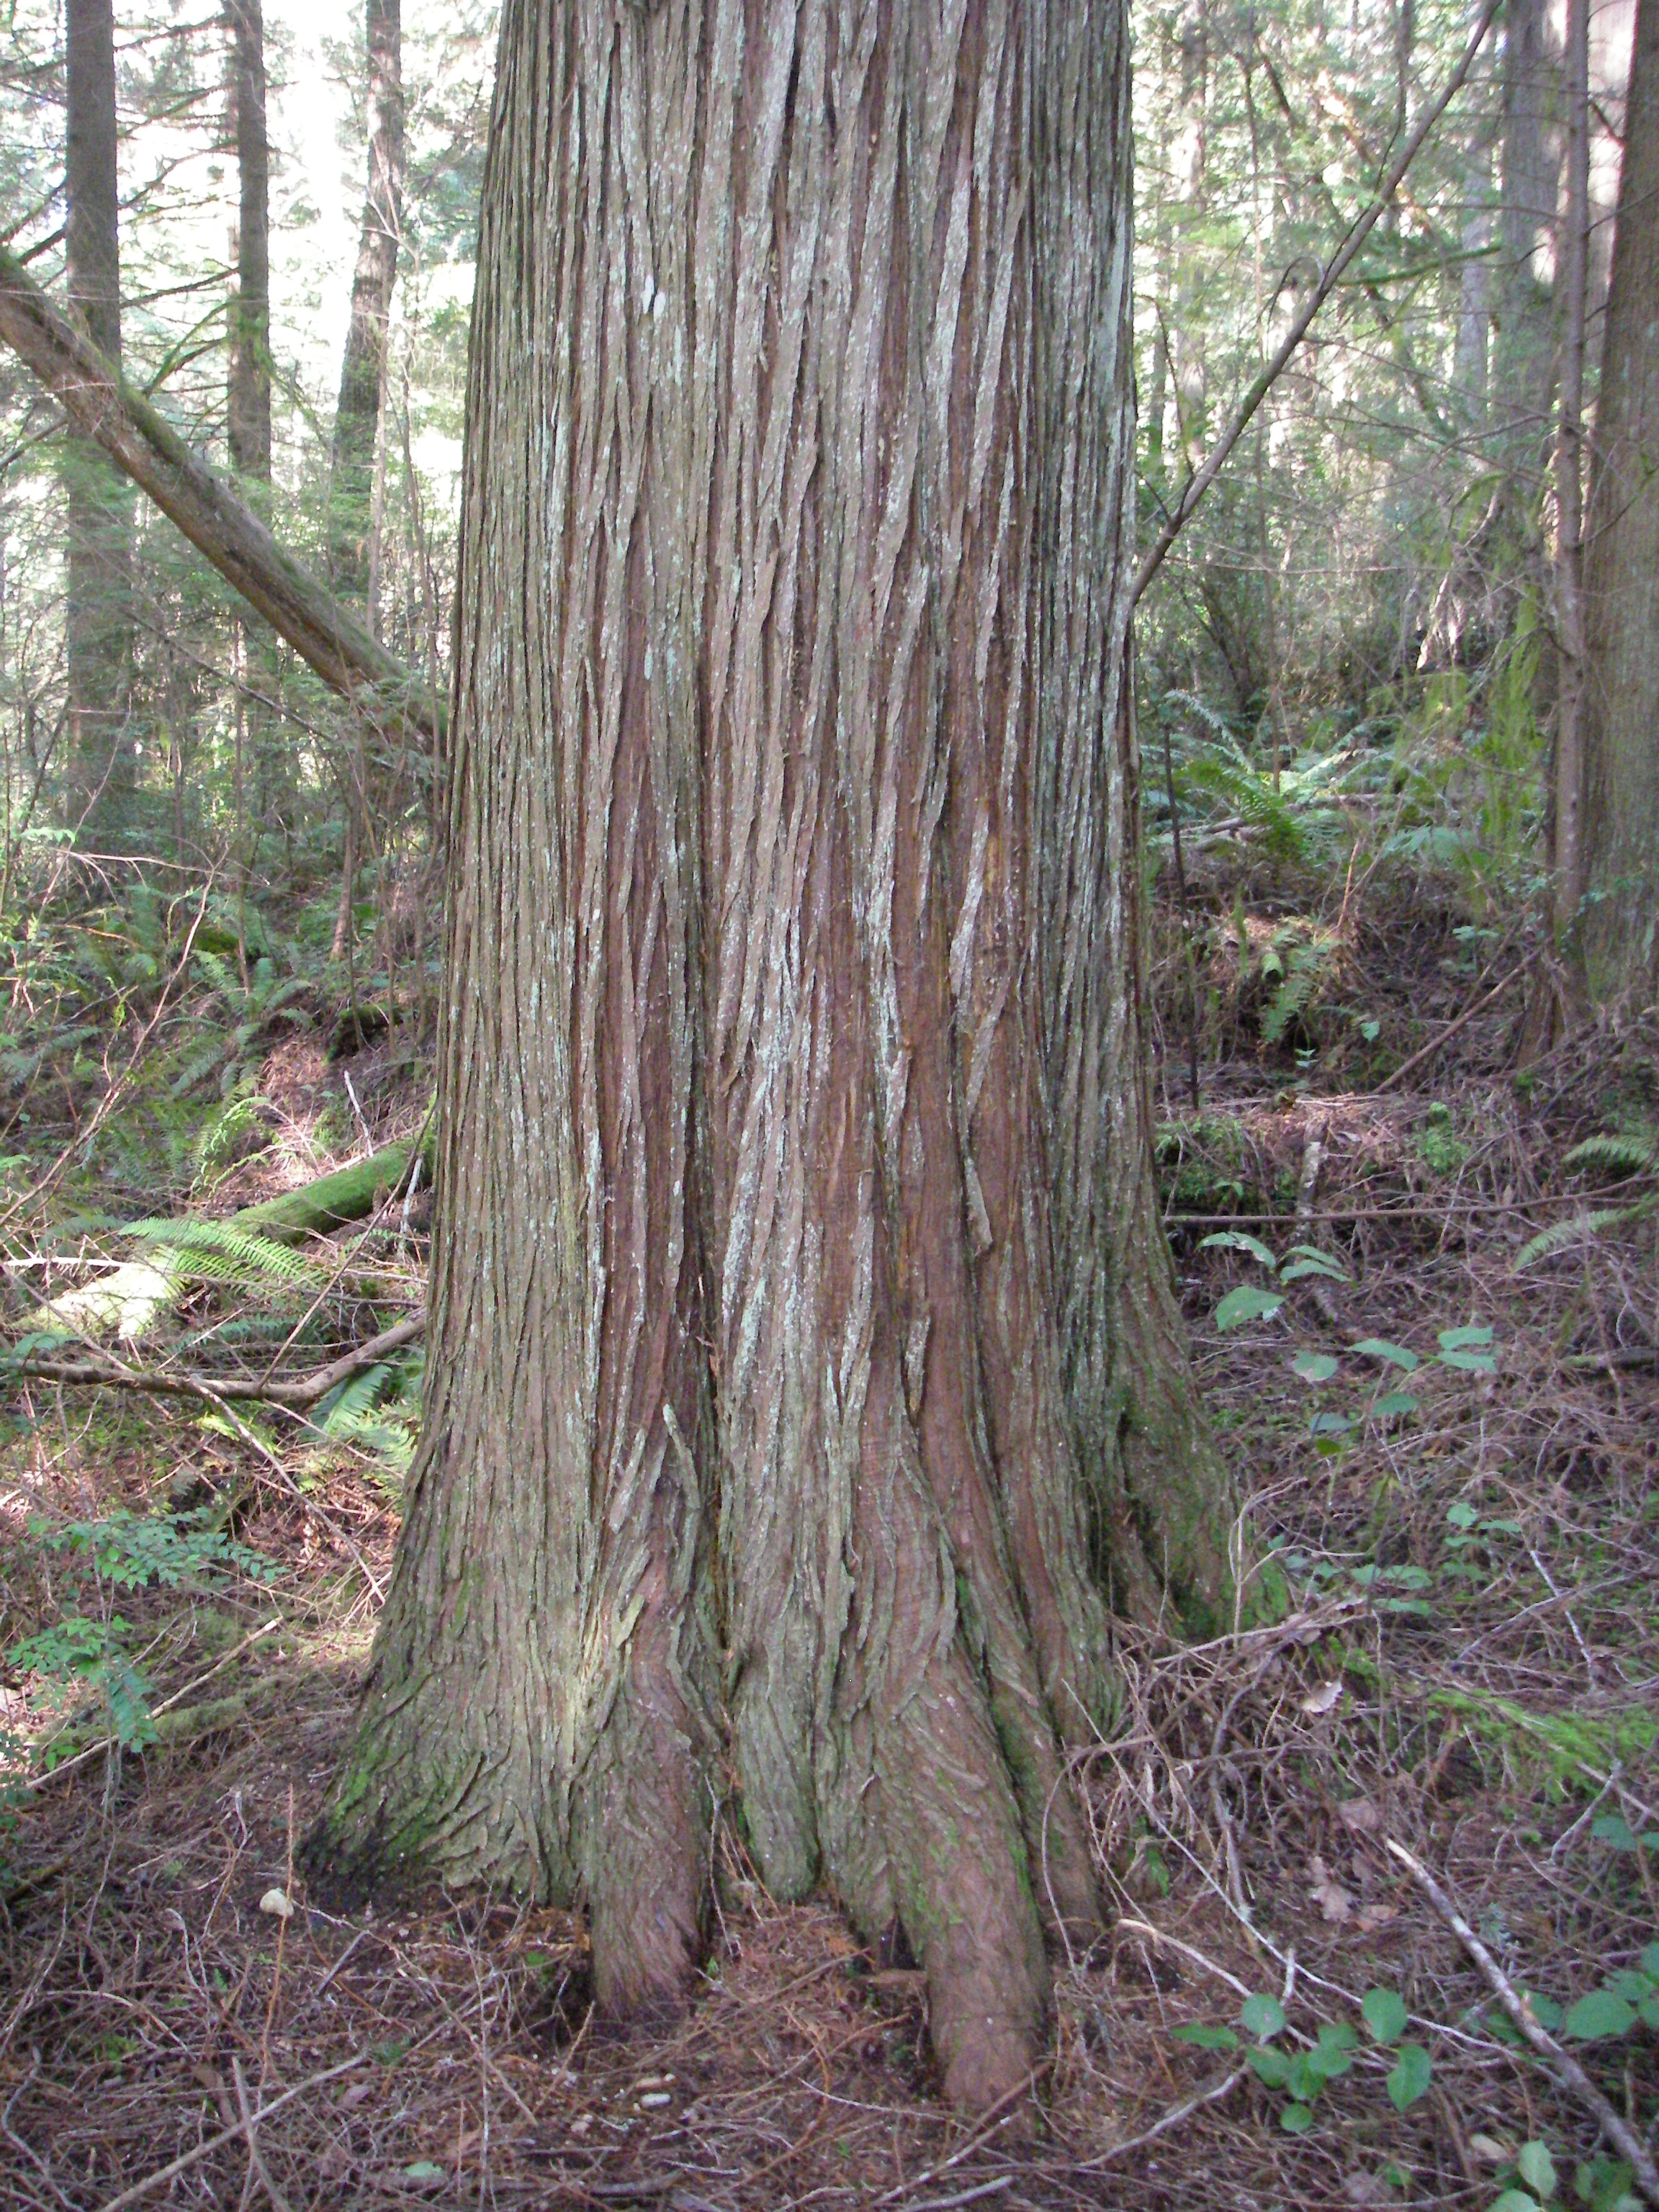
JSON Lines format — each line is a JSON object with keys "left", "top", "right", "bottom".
{"left": 318, "top": 0, "right": 1240, "bottom": 2110}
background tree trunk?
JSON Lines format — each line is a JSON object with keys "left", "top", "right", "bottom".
{"left": 1552, "top": 0, "right": 1591, "bottom": 943}
{"left": 227, "top": 0, "right": 272, "bottom": 485}
{"left": 328, "top": 0, "right": 404, "bottom": 609}
{"left": 315, "top": 0, "right": 1240, "bottom": 2113}
{"left": 1579, "top": 0, "right": 1659, "bottom": 998}
{"left": 63, "top": 0, "right": 135, "bottom": 845}
{"left": 1496, "top": 0, "right": 1560, "bottom": 477}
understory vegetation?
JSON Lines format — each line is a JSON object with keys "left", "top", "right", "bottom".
{"left": 1, "top": 0, "right": 1656, "bottom": 2201}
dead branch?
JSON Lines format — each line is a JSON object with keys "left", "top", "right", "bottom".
{"left": 1386, "top": 1838, "right": 1659, "bottom": 2207}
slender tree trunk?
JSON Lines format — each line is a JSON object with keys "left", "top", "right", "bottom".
{"left": 63, "top": 0, "right": 135, "bottom": 845}
{"left": 0, "top": 241, "right": 439, "bottom": 737}
{"left": 226, "top": 0, "right": 271, "bottom": 485}
{"left": 313, "top": 0, "right": 1241, "bottom": 2115}
{"left": 1496, "top": 0, "right": 1560, "bottom": 487}
{"left": 1552, "top": 0, "right": 1591, "bottom": 945}
{"left": 227, "top": 0, "right": 284, "bottom": 861}
{"left": 328, "top": 0, "right": 404, "bottom": 607}
{"left": 1579, "top": 0, "right": 1659, "bottom": 998}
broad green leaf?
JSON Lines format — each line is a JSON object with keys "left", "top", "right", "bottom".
{"left": 1241, "top": 1992, "right": 1287, "bottom": 2041}
{"left": 1281, "top": 1255, "right": 1350, "bottom": 1285}
{"left": 1293, "top": 1350, "right": 1339, "bottom": 1382}
{"left": 1200, "top": 1231, "right": 1279, "bottom": 1269}
{"left": 1172, "top": 2023, "right": 1238, "bottom": 2051}
{"left": 1385, "top": 2042, "right": 1431, "bottom": 2110}
{"left": 1446, "top": 1501, "right": 1479, "bottom": 1529}
{"left": 1353, "top": 1337, "right": 1419, "bottom": 1371}
{"left": 1517, "top": 2141, "right": 1557, "bottom": 2198}
{"left": 1524, "top": 1992, "right": 1563, "bottom": 2032}
{"left": 1591, "top": 1815, "right": 1638, "bottom": 1853}
{"left": 1439, "top": 1347, "right": 1497, "bottom": 1373}
{"left": 1641, "top": 1944, "right": 1659, "bottom": 1980}
{"left": 1373, "top": 1392, "right": 1419, "bottom": 1419}
{"left": 1362, "top": 1987, "right": 1409, "bottom": 2045}
{"left": 1438, "top": 1324, "right": 1494, "bottom": 1351}
{"left": 1280, "top": 2102, "right": 1316, "bottom": 2134}
{"left": 1216, "top": 1284, "right": 1285, "bottom": 1332}
{"left": 1248, "top": 2046, "right": 1294, "bottom": 2087}
{"left": 1490, "top": 2195, "right": 1543, "bottom": 2212}
{"left": 1562, "top": 1989, "right": 1635, "bottom": 2041}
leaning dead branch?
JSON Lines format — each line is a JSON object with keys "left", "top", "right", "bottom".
{"left": 7, "top": 1312, "right": 424, "bottom": 1411}
{"left": 1386, "top": 1838, "right": 1659, "bottom": 2208}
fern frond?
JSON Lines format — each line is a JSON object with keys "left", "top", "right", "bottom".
{"left": 1565, "top": 1130, "right": 1658, "bottom": 1178}
{"left": 124, "top": 1217, "right": 324, "bottom": 1290}
{"left": 1514, "top": 1206, "right": 1649, "bottom": 1271}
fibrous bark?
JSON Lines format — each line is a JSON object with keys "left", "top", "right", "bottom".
{"left": 318, "top": 0, "right": 1238, "bottom": 2111}
{"left": 328, "top": 0, "right": 404, "bottom": 608}
{"left": 228, "top": 0, "right": 273, "bottom": 485}
{"left": 1580, "top": 0, "right": 1659, "bottom": 998}
{"left": 63, "top": 0, "right": 135, "bottom": 844}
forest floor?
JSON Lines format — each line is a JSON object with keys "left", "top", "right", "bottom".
{"left": 0, "top": 866, "right": 1655, "bottom": 2211}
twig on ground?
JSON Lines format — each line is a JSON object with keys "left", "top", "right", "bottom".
{"left": 1377, "top": 955, "right": 1535, "bottom": 1093}
{"left": 6, "top": 1313, "right": 425, "bottom": 1410}
{"left": 231, "top": 2057, "right": 293, "bottom": 2212}
{"left": 1385, "top": 1837, "right": 1659, "bottom": 2207}
{"left": 1077, "top": 2066, "right": 1247, "bottom": 2170}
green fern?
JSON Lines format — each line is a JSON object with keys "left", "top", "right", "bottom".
{"left": 123, "top": 1216, "right": 325, "bottom": 1292}
{"left": 1514, "top": 1123, "right": 1658, "bottom": 1269}
{"left": 1564, "top": 1130, "right": 1658, "bottom": 1178}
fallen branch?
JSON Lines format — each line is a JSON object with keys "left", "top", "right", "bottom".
{"left": 1377, "top": 953, "right": 1536, "bottom": 1093}
{"left": 1078, "top": 2065, "right": 1248, "bottom": 2170}
{"left": 1132, "top": 0, "right": 1502, "bottom": 606}
{"left": 94, "top": 2049, "right": 377, "bottom": 2212}
{"left": 5, "top": 1312, "right": 425, "bottom": 1410}
{"left": 0, "top": 243, "right": 440, "bottom": 742}
{"left": 22, "top": 1620, "right": 282, "bottom": 1791}
{"left": 1386, "top": 1838, "right": 1659, "bottom": 2208}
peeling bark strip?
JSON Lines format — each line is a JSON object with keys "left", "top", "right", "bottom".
{"left": 320, "top": 0, "right": 1236, "bottom": 2110}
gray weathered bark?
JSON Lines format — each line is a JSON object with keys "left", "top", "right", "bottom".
{"left": 1552, "top": 0, "right": 1592, "bottom": 942}
{"left": 227, "top": 0, "right": 272, "bottom": 485}
{"left": 1580, "top": 0, "right": 1659, "bottom": 997}
{"left": 63, "top": 0, "right": 135, "bottom": 843}
{"left": 329, "top": 0, "right": 404, "bottom": 608}
{"left": 1497, "top": 0, "right": 1560, "bottom": 471}
{"left": 317, "top": 0, "right": 1239, "bottom": 2113}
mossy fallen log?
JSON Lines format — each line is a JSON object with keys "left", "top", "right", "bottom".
{"left": 34, "top": 1128, "right": 434, "bottom": 1342}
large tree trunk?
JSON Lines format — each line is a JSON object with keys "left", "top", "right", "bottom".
{"left": 315, "top": 0, "right": 1239, "bottom": 2112}
{"left": 1579, "top": 0, "right": 1659, "bottom": 999}
{"left": 227, "top": 0, "right": 272, "bottom": 485}
{"left": 63, "top": 0, "right": 135, "bottom": 845}
{"left": 328, "top": 0, "right": 404, "bottom": 609}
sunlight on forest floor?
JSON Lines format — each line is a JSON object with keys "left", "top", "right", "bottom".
{"left": 1, "top": 889, "right": 1655, "bottom": 2211}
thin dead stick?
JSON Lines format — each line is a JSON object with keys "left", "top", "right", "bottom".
{"left": 904, "top": 2180, "right": 1013, "bottom": 2212}
{"left": 1132, "top": 0, "right": 1502, "bottom": 608}
{"left": 1377, "top": 954, "right": 1536, "bottom": 1093}
{"left": 870, "top": 2072, "right": 1040, "bottom": 2206}
{"left": 1386, "top": 1838, "right": 1659, "bottom": 2207}
{"left": 1115, "top": 1917, "right": 1256, "bottom": 2002}
{"left": 1078, "top": 2065, "right": 1248, "bottom": 2170}
{"left": 6, "top": 1313, "right": 426, "bottom": 1410}
{"left": 94, "top": 2049, "right": 375, "bottom": 2211}
{"left": 231, "top": 2057, "right": 294, "bottom": 2212}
